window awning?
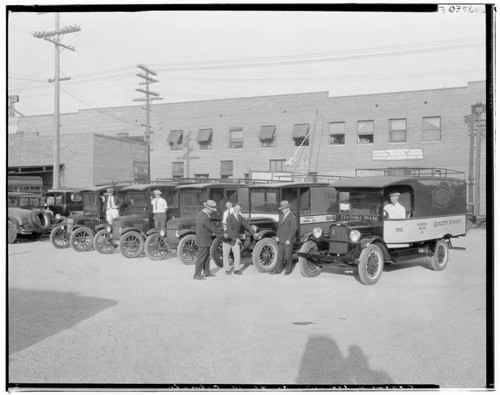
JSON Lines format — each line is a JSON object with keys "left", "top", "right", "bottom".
{"left": 197, "top": 129, "right": 213, "bottom": 142}
{"left": 259, "top": 125, "right": 276, "bottom": 140}
{"left": 292, "top": 124, "right": 309, "bottom": 139}
{"left": 167, "top": 130, "right": 183, "bottom": 143}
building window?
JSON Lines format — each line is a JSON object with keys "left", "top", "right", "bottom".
{"left": 329, "top": 122, "right": 345, "bottom": 145}
{"left": 292, "top": 124, "right": 310, "bottom": 146}
{"left": 167, "top": 130, "right": 183, "bottom": 151}
{"left": 270, "top": 159, "right": 286, "bottom": 172}
{"left": 229, "top": 127, "right": 243, "bottom": 149}
{"left": 197, "top": 128, "right": 213, "bottom": 150}
{"left": 422, "top": 117, "right": 441, "bottom": 141}
{"left": 221, "top": 160, "right": 233, "bottom": 178}
{"left": 357, "top": 121, "right": 374, "bottom": 143}
{"left": 172, "top": 162, "right": 184, "bottom": 178}
{"left": 259, "top": 125, "right": 276, "bottom": 148}
{"left": 389, "top": 118, "right": 407, "bottom": 143}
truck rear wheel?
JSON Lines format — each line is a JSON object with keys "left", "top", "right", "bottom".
{"left": 298, "top": 240, "right": 322, "bottom": 278}
{"left": 430, "top": 239, "right": 449, "bottom": 271}
{"left": 357, "top": 244, "right": 384, "bottom": 285}
{"left": 252, "top": 238, "right": 278, "bottom": 273}
{"left": 177, "top": 234, "right": 198, "bottom": 265}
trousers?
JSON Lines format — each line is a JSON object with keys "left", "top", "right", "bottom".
{"left": 274, "top": 242, "right": 293, "bottom": 273}
{"left": 154, "top": 212, "right": 167, "bottom": 229}
{"left": 222, "top": 242, "right": 241, "bottom": 272}
{"left": 195, "top": 246, "right": 211, "bottom": 277}
{"left": 106, "top": 208, "right": 119, "bottom": 224}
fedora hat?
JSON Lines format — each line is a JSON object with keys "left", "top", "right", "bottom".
{"left": 203, "top": 200, "right": 218, "bottom": 211}
{"left": 106, "top": 188, "right": 114, "bottom": 194}
{"left": 153, "top": 190, "right": 162, "bottom": 195}
{"left": 278, "top": 200, "right": 292, "bottom": 211}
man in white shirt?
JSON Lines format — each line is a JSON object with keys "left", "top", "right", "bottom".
{"left": 384, "top": 191, "right": 406, "bottom": 219}
{"left": 151, "top": 189, "right": 168, "bottom": 229}
{"left": 221, "top": 201, "right": 233, "bottom": 231}
{"left": 102, "top": 188, "right": 122, "bottom": 224}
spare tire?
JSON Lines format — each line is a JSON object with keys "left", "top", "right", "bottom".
{"left": 30, "top": 209, "right": 51, "bottom": 232}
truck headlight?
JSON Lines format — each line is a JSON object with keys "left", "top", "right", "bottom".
{"left": 312, "top": 227, "right": 323, "bottom": 239}
{"left": 106, "top": 225, "right": 112, "bottom": 233}
{"left": 350, "top": 230, "right": 361, "bottom": 242}
{"left": 55, "top": 214, "right": 60, "bottom": 219}
{"left": 160, "top": 230, "right": 166, "bottom": 237}
{"left": 175, "top": 230, "right": 180, "bottom": 238}
{"left": 251, "top": 225, "right": 258, "bottom": 232}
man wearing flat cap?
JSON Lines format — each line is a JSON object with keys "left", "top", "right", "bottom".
{"left": 384, "top": 191, "right": 406, "bottom": 219}
{"left": 270, "top": 200, "right": 297, "bottom": 275}
{"left": 194, "top": 200, "right": 228, "bottom": 280}
{"left": 151, "top": 190, "right": 168, "bottom": 229}
{"left": 102, "top": 187, "right": 123, "bottom": 224}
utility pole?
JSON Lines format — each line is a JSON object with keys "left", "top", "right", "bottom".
{"left": 33, "top": 13, "right": 80, "bottom": 189}
{"left": 177, "top": 132, "right": 200, "bottom": 179}
{"left": 464, "top": 102, "right": 486, "bottom": 215}
{"left": 133, "top": 64, "right": 163, "bottom": 182}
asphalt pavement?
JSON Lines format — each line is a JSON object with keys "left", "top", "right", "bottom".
{"left": 7, "top": 228, "right": 488, "bottom": 388}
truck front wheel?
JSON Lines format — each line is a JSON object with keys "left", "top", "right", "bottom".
{"left": 298, "top": 240, "right": 322, "bottom": 278}
{"left": 430, "top": 239, "right": 449, "bottom": 271}
{"left": 357, "top": 244, "right": 384, "bottom": 285}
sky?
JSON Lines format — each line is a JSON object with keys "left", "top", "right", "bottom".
{"left": 7, "top": 4, "right": 487, "bottom": 117}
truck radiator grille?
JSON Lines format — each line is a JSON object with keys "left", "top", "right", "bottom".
{"left": 329, "top": 226, "right": 349, "bottom": 254}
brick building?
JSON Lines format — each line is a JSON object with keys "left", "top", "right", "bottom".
{"left": 8, "top": 133, "right": 148, "bottom": 189}
{"left": 8, "top": 80, "right": 487, "bottom": 213}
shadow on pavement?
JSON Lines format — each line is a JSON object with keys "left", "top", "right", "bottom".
{"left": 8, "top": 288, "right": 117, "bottom": 355}
{"left": 296, "top": 335, "right": 393, "bottom": 385}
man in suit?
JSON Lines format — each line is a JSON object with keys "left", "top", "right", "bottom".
{"left": 222, "top": 203, "right": 255, "bottom": 275}
{"left": 270, "top": 200, "right": 298, "bottom": 275}
{"left": 194, "top": 200, "right": 227, "bottom": 280}
{"left": 101, "top": 188, "right": 123, "bottom": 224}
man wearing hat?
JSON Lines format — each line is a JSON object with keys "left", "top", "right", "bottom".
{"left": 151, "top": 190, "right": 168, "bottom": 229}
{"left": 270, "top": 200, "right": 297, "bottom": 275}
{"left": 194, "top": 200, "right": 228, "bottom": 280}
{"left": 384, "top": 191, "right": 406, "bottom": 219}
{"left": 102, "top": 188, "right": 123, "bottom": 224}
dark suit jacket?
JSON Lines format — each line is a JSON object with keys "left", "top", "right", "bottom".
{"left": 224, "top": 213, "right": 255, "bottom": 244}
{"left": 195, "top": 210, "right": 224, "bottom": 247}
{"left": 277, "top": 211, "right": 297, "bottom": 243}
{"left": 101, "top": 195, "right": 123, "bottom": 215}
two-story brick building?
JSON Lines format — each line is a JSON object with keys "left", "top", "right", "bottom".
{"left": 8, "top": 80, "right": 487, "bottom": 213}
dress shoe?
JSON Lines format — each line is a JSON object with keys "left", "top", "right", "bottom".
{"left": 234, "top": 270, "right": 243, "bottom": 275}
{"left": 284, "top": 272, "right": 292, "bottom": 276}
{"left": 269, "top": 271, "right": 280, "bottom": 275}
{"left": 193, "top": 275, "right": 206, "bottom": 280}
{"left": 225, "top": 271, "right": 232, "bottom": 275}
{"left": 205, "top": 273, "right": 216, "bottom": 277}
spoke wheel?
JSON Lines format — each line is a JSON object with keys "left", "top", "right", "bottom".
{"left": 430, "top": 239, "right": 449, "bottom": 271}
{"left": 358, "top": 244, "right": 384, "bottom": 285}
{"left": 252, "top": 238, "right": 278, "bottom": 273}
{"left": 49, "top": 225, "right": 70, "bottom": 249}
{"left": 145, "top": 234, "right": 172, "bottom": 261}
{"left": 8, "top": 221, "right": 17, "bottom": 244}
{"left": 177, "top": 234, "right": 198, "bottom": 265}
{"left": 119, "top": 231, "right": 144, "bottom": 258}
{"left": 299, "top": 240, "right": 322, "bottom": 278}
{"left": 70, "top": 227, "right": 94, "bottom": 252}
{"left": 94, "top": 229, "right": 116, "bottom": 254}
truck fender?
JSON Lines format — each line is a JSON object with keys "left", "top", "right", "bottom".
{"left": 146, "top": 228, "right": 165, "bottom": 236}
{"left": 253, "top": 229, "right": 276, "bottom": 241}
{"left": 95, "top": 223, "right": 110, "bottom": 232}
{"left": 8, "top": 216, "right": 21, "bottom": 233}
{"left": 120, "top": 227, "right": 146, "bottom": 238}
{"left": 359, "top": 236, "right": 391, "bottom": 261}
{"left": 176, "top": 229, "right": 195, "bottom": 240}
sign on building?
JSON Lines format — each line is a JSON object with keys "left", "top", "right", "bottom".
{"left": 372, "top": 149, "right": 424, "bottom": 161}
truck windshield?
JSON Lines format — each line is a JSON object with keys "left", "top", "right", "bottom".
{"left": 339, "top": 190, "right": 380, "bottom": 216}
{"left": 20, "top": 197, "right": 43, "bottom": 208}
{"left": 250, "top": 189, "right": 278, "bottom": 214}
{"left": 180, "top": 189, "right": 207, "bottom": 217}
{"left": 83, "top": 193, "right": 98, "bottom": 211}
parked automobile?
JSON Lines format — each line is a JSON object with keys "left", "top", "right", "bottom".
{"left": 235, "top": 182, "right": 338, "bottom": 272}
{"left": 8, "top": 192, "right": 53, "bottom": 244}
{"left": 49, "top": 185, "right": 126, "bottom": 251}
{"left": 94, "top": 183, "right": 179, "bottom": 258}
{"left": 296, "top": 176, "right": 467, "bottom": 285}
{"left": 45, "top": 189, "right": 83, "bottom": 217}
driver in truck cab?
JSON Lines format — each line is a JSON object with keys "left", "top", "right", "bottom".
{"left": 384, "top": 191, "right": 406, "bottom": 219}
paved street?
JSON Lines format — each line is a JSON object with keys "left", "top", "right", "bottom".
{"left": 8, "top": 229, "right": 487, "bottom": 388}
